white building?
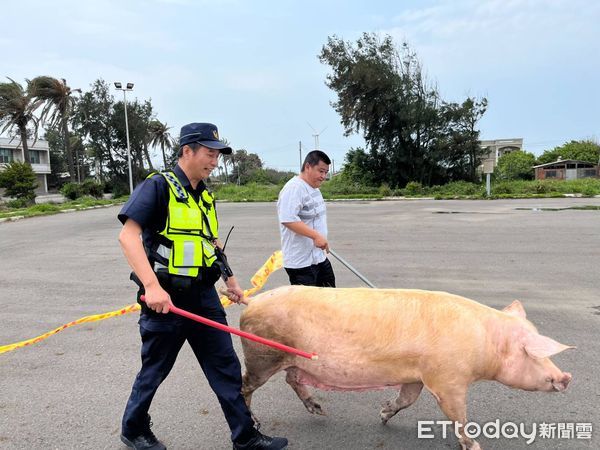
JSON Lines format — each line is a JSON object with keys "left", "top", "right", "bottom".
{"left": 0, "top": 137, "right": 51, "bottom": 194}
{"left": 479, "top": 138, "right": 523, "bottom": 173}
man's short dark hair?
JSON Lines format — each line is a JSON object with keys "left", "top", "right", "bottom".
{"left": 177, "top": 142, "right": 201, "bottom": 158}
{"left": 301, "top": 150, "right": 331, "bottom": 172}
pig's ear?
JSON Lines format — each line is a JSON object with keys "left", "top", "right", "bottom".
{"left": 524, "top": 332, "right": 576, "bottom": 359}
{"left": 503, "top": 300, "right": 526, "bottom": 318}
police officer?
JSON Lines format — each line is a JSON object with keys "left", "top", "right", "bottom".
{"left": 118, "top": 123, "right": 288, "bottom": 450}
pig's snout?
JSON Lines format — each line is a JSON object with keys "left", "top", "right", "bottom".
{"left": 551, "top": 372, "right": 572, "bottom": 392}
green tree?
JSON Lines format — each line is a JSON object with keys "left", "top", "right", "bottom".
{"left": 111, "top": 99, "right": 155, "bottom": 184}
{"left": 340, "top": 147, "right": 385, "bottom": 187}
{"left": 0, "top": 78, "right": 40, "bottom": 165}
{"left": 220, "top": 138, "right": 233, "bottom": 183}
{"left": 319, "top": 33, "right": 487, "bottom": 187}
{"left": 29, "top": 76, "right": 81, "bottom": 181}
{"left": 439, "top": 97, "right": 488, "bottom": 182}
{"left": 494, "top": 151, "right": 536, "bottom": 180}
{"left": 72, "top": 79, "right": 116, "bottom": 181}
{"left": 164, "top": 137, "right": 180, "bottom": 170}
{"left": 148, "top": 119, "right": 173, "bottom": 170}
{"left": 537, "top": 140, "right": 600, "bottom": 165}
{"left": 44, "top": 127, "right": 68, "bottom": 188}
{"left": 230, "top": 149, "right": 263, "bottom": 184}
{"left": 248, "top": 168, "right": 295, "bottom": 185}
{"left": 0, "top": 161, "right": 38, "bottom": 204}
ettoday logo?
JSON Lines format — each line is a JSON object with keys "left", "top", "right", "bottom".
{"left": 418, "top": 420, "right": 593, "bottom": 444}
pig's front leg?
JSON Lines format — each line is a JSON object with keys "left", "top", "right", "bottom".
{"left": 380, "top": 382, "right": 424, "bottom": 424}
{"left": 431, "top": 386, "right": 481, "bottom": 450}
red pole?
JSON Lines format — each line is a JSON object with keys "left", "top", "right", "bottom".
{"left": 140, "top": 296, "right": 317, "bottom": 360}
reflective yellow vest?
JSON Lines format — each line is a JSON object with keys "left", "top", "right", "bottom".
{"left": 149, "top": 171, "right": 219, "bottom": 277}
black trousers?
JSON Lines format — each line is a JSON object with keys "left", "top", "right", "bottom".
{"left": 121, "top": 281, "right": 255, "bottom": 444}
{"left": 284, "top": 257, "right": 336, "bottom": 287}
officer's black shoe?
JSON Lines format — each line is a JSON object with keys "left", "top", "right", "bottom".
{"left": 232, "top": 429, "right": 288, "bottom": 450}
{"left": 120, "top": 430, "right": 166, "bottom": 450}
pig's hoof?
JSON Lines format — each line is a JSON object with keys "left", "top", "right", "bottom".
{"left": 250, "top": 412, "right": 261, "bottom": 428}
{"left": 379, "top": 401, "right": 397, "bottom": 424}
{"left": 460, "top": 439, "right": 482, "bottom": 450}
{"left": 380, "top": 412, "right": 394, "bottom": 425}
{"left": 303, "top": 397, "right": 325, "bottom": 415}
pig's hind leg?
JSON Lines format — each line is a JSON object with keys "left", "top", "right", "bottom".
{"left": 285, "top": 367, "right": 326, "bottom": 415}
{"left": 380, "top": 382, "right": 423, "bottom": 424}
{"left": 241, "top": 348, "right": 287, "bottom": 424}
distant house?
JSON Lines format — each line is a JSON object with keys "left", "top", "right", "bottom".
{"left": 0, "top": 137, "right": 51, "bottom": 194}
{"left": 479, "top": 138, "right": 523, "bottom": 173}
{"left": 533, "top": 158, "right": 599, "bottom": 180}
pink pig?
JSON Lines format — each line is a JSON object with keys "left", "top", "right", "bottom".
{"left": 239, "top": 286, "right": 574, "bottom": 450}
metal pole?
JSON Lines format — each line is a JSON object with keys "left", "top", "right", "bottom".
{"left": 122, "top": 90, "right": 133, "bottom": 194}
{"left": 329, "top": 249, "right": 377, "bottom": 288}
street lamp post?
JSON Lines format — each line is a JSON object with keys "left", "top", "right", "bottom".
{"left": 114, "top": 82, "right": 134, "bottom": 194}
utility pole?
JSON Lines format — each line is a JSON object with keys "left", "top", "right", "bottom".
{"left": 299, "top": 141, "right": 302, "bottom": 169}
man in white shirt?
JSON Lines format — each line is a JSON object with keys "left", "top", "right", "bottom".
{"left": 277, "top": 150, "right": 336, "bottom": 287}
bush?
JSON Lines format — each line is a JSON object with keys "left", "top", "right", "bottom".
{"left": 378, "top": 183, "right": 392, "bottom": 197}
{"left": 0, "top": 161, "right": 37, "bottom": 204}
{"left": 524, "top": 181, "right": 551, "bottom": 194}
{"left": 61, "top": 182, "right": 83, "bottom": 200}
{"left": 320, "top": 176, "right": 378, "bottom": 197}
{"left": 560, "top": 178, "right": 600, "bottom": 195}
{"left": 7, "top": 198, "right": 30, "bottom": 209}
{"left": 247, "top": 168, "right": 295, "bottom": 185}
{"left": 213, "top": 182, "right": 280, "bottom": 201}
{"left": 81, "top": 179, "right": 104, "bottom": 198}
{"left": 494, "top": 151, "right": 536, "bottom": 180}
{"left": 404, "top": 181, "right": 423, "bottom": 196}
{"left": 111, "top": 182, "right": 129, "bottom": 199}
{"left": 492, "top": 181, "right": 516, "bottom": 195}
{"left": 430, "top": 181, "right": 484, "bottom": 197}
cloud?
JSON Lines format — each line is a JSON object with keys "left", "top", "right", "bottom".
{"left": 383, "top": 0, "right": 600, "bottom": 78}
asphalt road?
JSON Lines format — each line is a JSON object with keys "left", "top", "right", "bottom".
{"left": 1, "top": 198, "right": 598, "bottom": 449}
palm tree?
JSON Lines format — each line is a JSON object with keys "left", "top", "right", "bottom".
{"left": 29, "top": 76, "right": 80, "bottom": 181}
{"left": 147, "top": 119, "right": 173, "bottom": 170}
{"left": 220, "top": 138, "right": 233, "bottom": 183}
{"left": 0, "top": 78, "right": 40, "bottom": 164}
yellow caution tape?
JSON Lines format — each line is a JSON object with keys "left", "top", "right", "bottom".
{"left": 0, "top": 250, "right": 283, "bottom": 355}
{"left": 0, "top": 304, "right": 141, "bottom": 355}
{"left": 221, "top": 249, "right": 283, "bottom": 307}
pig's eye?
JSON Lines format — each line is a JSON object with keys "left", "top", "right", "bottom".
{"left": 545, "top": 377, "right": 552, "bottom": 383}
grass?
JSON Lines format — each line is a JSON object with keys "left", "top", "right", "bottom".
{"left": 0, "top": 196, "right": 128, "bottom": 219}
{"left": 2, "top": 178, "right": 599, "bottom": 221}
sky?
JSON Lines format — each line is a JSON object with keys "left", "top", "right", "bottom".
{"left": 2, "top": 0, "right": 599, "bottom": 171}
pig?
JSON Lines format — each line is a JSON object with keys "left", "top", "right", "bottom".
{"left": 239, "top": 286, "right": 574, "bottom": 450}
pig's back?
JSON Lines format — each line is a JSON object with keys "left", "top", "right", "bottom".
{"left": 242, "top": 286, "right": 494, "bottom": 351}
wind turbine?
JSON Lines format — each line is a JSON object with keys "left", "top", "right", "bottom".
{"left": 307, "top": 122, "right": 327, "bottom": 149}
